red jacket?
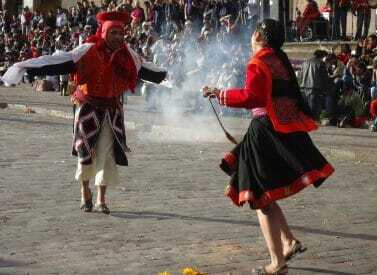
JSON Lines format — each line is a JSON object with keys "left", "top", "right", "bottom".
{"left": 217, "top": 47, "right": 317, "bottom": 133}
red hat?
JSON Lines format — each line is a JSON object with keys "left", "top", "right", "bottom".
{"left": 95, "top": 11, "right": 130, "bottom": 40}
{"left": 96, "top": 11, "right": 130, "bottom": 24}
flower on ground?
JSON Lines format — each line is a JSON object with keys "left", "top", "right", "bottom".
{"left": 182, "top": 267, "right": 206, "bottom": 275}
{"left": 158, "top": 272, "right": 172, "bottom": 275}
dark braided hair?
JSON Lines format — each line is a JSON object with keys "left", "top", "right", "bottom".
{"left": 254, "top": 19, "right": 315, "bottom": 119}
{"left": 255, "top": 19, "right": 285, "bottom": 51}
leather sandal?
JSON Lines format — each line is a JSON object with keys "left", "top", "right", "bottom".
{"left": 80, "top": 191, "right": 93, "bottom": 212}
{"left": 284, "top": 240, "right": 307, "bottom": 261}
{"left": 252, "top": 264, "right": 288, "bottom": 275}
{"left": 94, "top": 203, "right": 110, "bottom": 215}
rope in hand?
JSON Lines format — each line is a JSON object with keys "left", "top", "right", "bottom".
{"left": 208, "top": 96, "right": 238, "bottom": 145}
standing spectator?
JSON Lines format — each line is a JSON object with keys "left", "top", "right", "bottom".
{"left": 247, "top": 0, "right": 261, "bottom": 32}
{"left": 353, "top": 0, "right": 371, "bottom": 40}
{"left": 46, "top": 10, "right": 56, "bottom": 30}
{"left": 144, "top": 1, "right": 156, "bottom": 23}
{"left": 165, "top": 0, "right": 184, "bottom": 33}
{"left": 85, "top": 9, "right": 98, "bottom": 30}
{"left": 300, "top": 49, "right": 329, "bottom": 120}
{"left": 184, "top": 0, "right": 204, "bottom": 31}
{"left": 32, "top": 11, "right": 42, "bottom": 29}
{"left": 117, "top": 0, "right": 134, "bottom": 12}
{"left": 68, "top": 7, "right": 80, "bottom": 28}
{"left": 331, "top": 0, "right": 349, "bottom": 40}
{"left": 3, "top": 10, "right": 12, "bottom": 33}
{"left": 131, "top": 1, "right": 145, "bottom": 26}
{"left": 56, "top": 8, "right": 68, "bottom": 28}
{"left": 154, "top": 0, "right": 166, "bottom": 34}
{"left": 21, "top": 6, "right": 33, "bottom": 37}
{"left": 297, "top": 0, "right": 321, "bottom": 38}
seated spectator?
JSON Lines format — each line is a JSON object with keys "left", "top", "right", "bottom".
{"left": 338, "top": 58, "right": 372, "bottom": 127}
{"left": 337, "top": 43, "right": 352, "bottom": 65}
{"left": 359, "top": 34, "right": 377, "bottom": 66}
{"left": 324, "top": 53, "right": 345, "bottom": 124}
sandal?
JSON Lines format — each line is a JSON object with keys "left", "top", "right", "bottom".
{"left": 253, "top": 265, "right": 288, "bottom": 275}
{"left": 80, "top": 190, "right": 93, "bottom": 212}
{"left": 252, "top": 265, "right": 288, "bottom": 275}
{"left": 284, "top": 240, "right": 307, "bottom": 261}
{"left": 94, "top": 203, "right": 110, "bottom": 215}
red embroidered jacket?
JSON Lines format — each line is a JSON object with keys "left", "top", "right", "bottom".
{"left": 217, "top": 47, "right": 318, "bottom": 134}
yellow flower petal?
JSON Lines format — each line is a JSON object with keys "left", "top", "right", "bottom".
{"left": 181, "top": 267, "right": 206, "bottom": 275}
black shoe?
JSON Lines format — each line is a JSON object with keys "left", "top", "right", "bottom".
{"left": 94, "top": 203, "right": 110, "bottom": 215}
{"left": 80, "top": 191, "right": 93, "bottom": 212}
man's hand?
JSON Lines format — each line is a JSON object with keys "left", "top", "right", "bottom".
{"left": 202, "top": 86, "right": 220, "bottom": 98}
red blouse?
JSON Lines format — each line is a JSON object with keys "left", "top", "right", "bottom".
{"left": 217, "top": 47, "right": 318, "bottom": 134}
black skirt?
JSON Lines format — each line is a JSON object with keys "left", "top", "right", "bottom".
{"left": 221, "top": 115, "right": 334, "bottom": 209}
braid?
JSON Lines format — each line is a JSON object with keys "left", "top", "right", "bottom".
{"left": 255, "top": 19, "right": 316, "bottom": 119}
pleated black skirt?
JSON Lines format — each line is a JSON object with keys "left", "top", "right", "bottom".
{"left": 221, "top": 115, "right": 334, "bottom": 209}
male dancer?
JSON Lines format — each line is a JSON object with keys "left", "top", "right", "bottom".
{"left": 2, "top": 11, "right": 167, "bottom": 214}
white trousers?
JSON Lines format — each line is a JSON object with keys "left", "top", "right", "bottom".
{"left": 75, "top": 115, "right": 120, "bottom": 186}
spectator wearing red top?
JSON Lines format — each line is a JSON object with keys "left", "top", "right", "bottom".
{"left": 30, "top": 41, "right": 40, "bottom": 58}
{"left": 131, "top": 1, "right": 145, "bottom": 30}
{"left": 297, "top": 0, "right": 321, "bottom": 36}
{"left": 337, "top": 43, "right": 352, "bottom": 65}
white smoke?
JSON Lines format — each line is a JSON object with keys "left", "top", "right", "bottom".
{"left": 137, "top": 29, "right": 252, "bottom": 144}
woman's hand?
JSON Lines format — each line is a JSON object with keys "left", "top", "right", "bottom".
{"left": 202, "top": 86, "right": 220, "bottom": 98}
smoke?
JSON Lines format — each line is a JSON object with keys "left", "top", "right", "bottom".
{"left": 137, "top": 28, "right": 252, "bottom": 144}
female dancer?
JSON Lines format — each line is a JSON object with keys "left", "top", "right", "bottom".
{"left": 203, "top": 19, "right": 334, "bottom": 274}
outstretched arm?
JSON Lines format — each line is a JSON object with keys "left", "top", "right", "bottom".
{"left": 1, "top": 43, "right": 94, "bottom": 86}
{"left": 203, "top": 63, "right": 269, "bottom": 109}
{"left": 127, "top": 45, "right": 167, "bottom": 84}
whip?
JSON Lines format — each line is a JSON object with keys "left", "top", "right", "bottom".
{"left": 208, "top": 97, "right": 238, "bottom": 145}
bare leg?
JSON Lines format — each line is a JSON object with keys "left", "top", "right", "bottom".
{"left": 97, "top": 185, "right": 107, "bottom": 205}
{"left": 256, "top": 205, "right": 286, "bottom": 272}
{"left": 81, "top": 180, "right": 91, "bottom": 201}
{"left": 271, "top": 202, "right": 297, "bottom": 256}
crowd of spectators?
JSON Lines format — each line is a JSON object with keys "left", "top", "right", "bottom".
{"left": 1, "top": 0, "right": 377, "bottom": 128}
{"left": 297, "top": 35, "right": 377, "bottom": 131}
{"left": 0, "top": 0, "right": 254, "bottom": 114}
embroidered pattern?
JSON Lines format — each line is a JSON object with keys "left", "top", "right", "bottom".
{"left": 272, "top": 97, "right": 308, "bottom": 125}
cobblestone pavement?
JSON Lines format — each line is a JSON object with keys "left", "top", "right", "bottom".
{"left": 1, "top": 106, "right": 377, "bottom": 275}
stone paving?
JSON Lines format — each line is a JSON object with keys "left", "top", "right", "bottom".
{"left": 1, "top": 86, "right": 377, "bottom": 275}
